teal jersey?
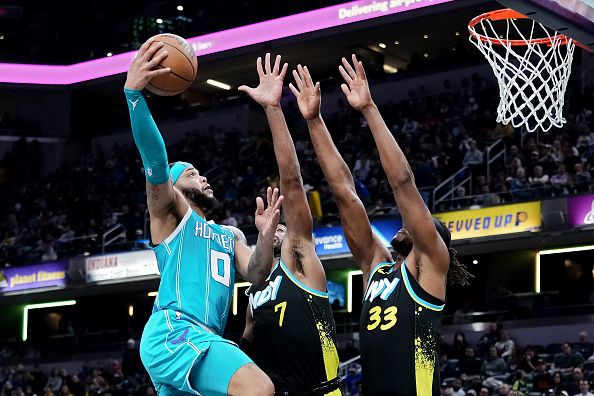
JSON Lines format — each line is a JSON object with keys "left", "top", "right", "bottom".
{"left": 151, "top": 206, "right": 236, "bottom": 335}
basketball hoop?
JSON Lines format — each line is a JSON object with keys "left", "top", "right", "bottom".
{"left": 468, "top": 9, "right": 576, "bottom": 133}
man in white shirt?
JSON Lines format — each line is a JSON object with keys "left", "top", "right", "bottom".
{"left": 448, "top": 378, "right": 465, "bottom": 396}
{"left": 575, "top": 380, "right": 594, "bottom": 396}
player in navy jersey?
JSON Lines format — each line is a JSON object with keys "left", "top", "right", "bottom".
{"left": 291, "top": 58, "right": 472, "bottom": 395}
{"left": 238, "top": 53, "right": 342, "bottom": 395}
{"left": 124, "top": 38, "right": 283, "bottom": 396}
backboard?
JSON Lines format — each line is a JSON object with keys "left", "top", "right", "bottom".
{"left": 499, "top": 0, "right": 594, "bottom": 50}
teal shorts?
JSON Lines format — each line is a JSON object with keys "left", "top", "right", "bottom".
{"left": 140, "top": 309, "right": 253, "bottom": 396}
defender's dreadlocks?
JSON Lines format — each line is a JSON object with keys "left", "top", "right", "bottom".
{"left": 447, "top": 246, "right": 473, "bottom": 286}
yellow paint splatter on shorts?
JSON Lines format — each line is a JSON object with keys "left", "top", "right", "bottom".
{"left": 414, "top": 336, "right": 435, "bottom": 396}
{"left": 316, "top": 320, "right": 339, "bottom": 382}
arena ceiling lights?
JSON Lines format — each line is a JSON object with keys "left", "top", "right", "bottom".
{"left": 0, "top": 0, "right": 453, "bottom": 85}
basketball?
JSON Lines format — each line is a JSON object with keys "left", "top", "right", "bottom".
{"left": 145, "top": 33, "right": 198, "bottom": 96}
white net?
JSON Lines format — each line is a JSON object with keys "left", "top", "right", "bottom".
{"left": 468, "top": 11, "right": 576, "bottom": 133}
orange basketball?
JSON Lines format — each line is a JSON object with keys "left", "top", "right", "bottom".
{"left": 145, "top": 33, "right": 198, "bottom": 96}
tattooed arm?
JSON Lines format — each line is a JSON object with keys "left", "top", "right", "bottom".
{"left": 125, "top": 38, "right": 187, "bottom": 245}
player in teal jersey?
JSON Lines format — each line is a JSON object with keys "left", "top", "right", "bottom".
{"left": 124, "top": 38, "right": 283, "bottom": 396}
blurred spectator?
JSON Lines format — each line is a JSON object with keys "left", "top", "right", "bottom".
{"left": 440, "top": 352, "right": 459, "bottom": 379}
{"left": 554, "top": 343, "right": 585, "bottom": 370}
{"left": 451, "top": 187, "right": 470, "bottom": 209}
{"left": 463, "top": 140, "right": 484, "bottom": 166}
{"left": 453, "top": 299, "right": 475, "bottom": 324}
{"left": 222, "top": 210, "right": 239, "bottom": 227}
{"left": 478, "top": 323, "right": 500, "bottom": 356}
{"left": 550, "top": 371, "right": 569, "bottom": 396}
{"left": 574, "top": 163, "right": 592, "bottom": 193}
{"left": 551, "top": 164, "right": 571, "bottom": 195}
{"left": 344, "top": 365, "right": 362, "bottom": 396}
{"left": 451, "top": 332, "right": 469, "bottom": 360}
{"left": 576, "top": 379, "right": 594, "bottom": 396}
{"left": 122, "top": 339, "right": 141, "bottom": 377}
{"left": 353, "top": 152, "right": 372, "bottom": 181}
{"left": 480, "top": 388, "right": 490, "bottom": 396}
{"left": 574, "top": 331, "right": 594, "bottom": 361}
{"left": 492, "top": 172, "right": 511, "bottom": 203}
{"left": 353, "top": 171, "right": 370, "bottom": 206}
{"left": 498, "top": 383, "right": 511, "bottom": 395}
{"left": 495, "top": 330, "right": 515, "bottom": 362}
{"left": 68, "top": 375, "right": 84, "bottom": 396}
{"left": 46, "top": 369, "right": 62, "bottom": 393}
{"left": 533, "top": 359, "right": 553, "bottom": 393}
{"left": 511, "top": 370, "right": 528, "bottom": 393}
{"left": 482, "top": 346, "right": 507, "bottom": 377}
{"left": 460, "top": 346, "right": 482, "bottom": 376}
{"left": 447, "top": 378, "right": 465, "bottom": 396}
{"left": 475, "top": 185, "right": 499, "bottom": 207}
{"left": 506, "top": 145, "right": 524, "bottom": 170}
{"left": 529, "top": 165, "right": 550, "bottom": 194}
{"left": 518, "top": 347, "right": 537, "bottom": 374}
{"left": 508, "top": 167, "right": 536, "bottom": 201}
{"left": 567, "top": 367, "right": 586, "bottom": 395}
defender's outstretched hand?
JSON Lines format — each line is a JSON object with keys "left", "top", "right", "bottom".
{"left": 254, "top": 187, "right": 284, "bottom": 236}
{"left": 289, "top": 65, "right": 321, "bottom": 121}
{"left": 239, "top": 53, "right": 289, "bottom": 108}
{"left": 338, "top": 54, "right": 374, "bottom": 112}
{"left": 125, "top": 39, "right": 171, "bottom": 91}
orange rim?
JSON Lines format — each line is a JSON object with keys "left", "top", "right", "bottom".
{"left": 468, "top": 8, "right": 571, "bottom": 46}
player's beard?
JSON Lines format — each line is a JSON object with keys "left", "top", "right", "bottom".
{"left": 273, "top": 241, "right": 282, "bottom": 257}
{"left": 392, "top": 238, "right": 413, "bottom": 259}
{"left": 180, "top": 186, "right": 219, "bottom": 212}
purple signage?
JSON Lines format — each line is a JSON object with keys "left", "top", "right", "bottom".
{"left": 0, "top": 0, "right": 452, "bottom": 85}
{"left": 0, "top": 261, "right": 68, "bottom": 292}
{"left": 568, "top": 194, "right": 594, "bottom": 227}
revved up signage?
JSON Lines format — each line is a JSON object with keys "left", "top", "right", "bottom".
{"left": 434, "top": 201, "right": 541, "bottom": 241}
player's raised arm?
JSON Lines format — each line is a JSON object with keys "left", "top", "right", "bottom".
{"left": 289, "top": 65, "right": 391, "bottom": 288}
{"left": 339, "top": 55, "right": 450, "bottom": 296}
{"left": 124, "top": 39, "right": 187, "bottom": 245}
{"left": 239, "top": 54, "right": 326, "bottom": 290}
{"left": 234, "top": 187, "right": 284, "bottom": 286}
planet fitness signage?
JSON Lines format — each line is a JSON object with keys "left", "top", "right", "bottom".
{"left": 568, "top": 194, "right": 594, "bottom": 227}
{"left": 435, "top": 201, "right": 542, "bottom": 240}
{"left": 0, "top": 261, "right": 68, "bottom": 293}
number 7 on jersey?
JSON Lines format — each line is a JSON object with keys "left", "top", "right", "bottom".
{"left": 274, "top": 301, "right": 287, "bottom": 327}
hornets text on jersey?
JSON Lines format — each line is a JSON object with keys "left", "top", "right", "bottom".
{"left": 246, "top": 260, "right": 342, "bottom": 395}
{"left": 360, "top": 262, "right": 445, "bottom": 396}
{"left": 140, "top": 206, "right": 257, "bottom": 396}
{"left": 151, "top": 206, "right": 236, "bottom": 333}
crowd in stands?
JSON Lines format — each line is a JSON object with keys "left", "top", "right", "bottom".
{"left": 445, "top": 107, "right": 594, "bottom": 211}
{"left": 341, "top": 326, "right": 594, "bottom": 396}
{"left": 0, "top": 71, "right": 593, "bottom": 267}
{"left": 434, "top": 327, "right": 594, "bottom": 396}
{"left": 2, "top": 326, "right": 594, "bottom": 396}
{"left": 0, "top": 339, "right": 152, "bottom": 396}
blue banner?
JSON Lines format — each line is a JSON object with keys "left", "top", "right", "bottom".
{"left": 313, "top": 218, "right": 402, "bottom": 256}
{"left": 313, "top": 225, "right": 350, "bottom": 256}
